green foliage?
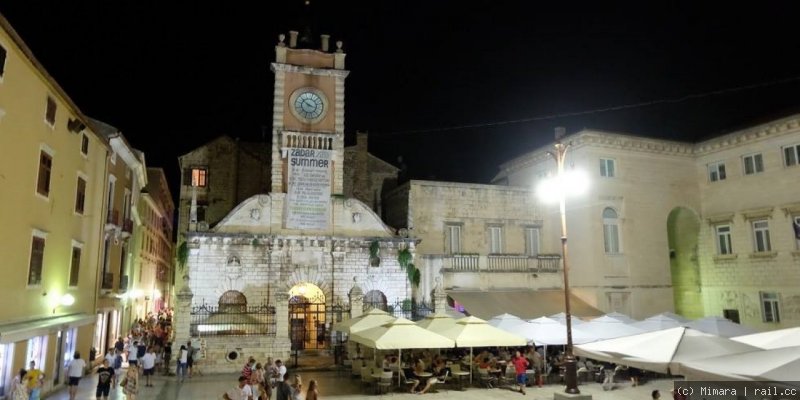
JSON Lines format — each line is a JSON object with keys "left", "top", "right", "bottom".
{"left": 412, "top": 268, "right": 421, "bottom": 287}
{"left": 177, "top": 241, "right": 189, "bottom": 271}
{"left": 252, "top": 238, "right": 260, "bottom": 246}
{"left": 397, "top": 248, "right": 412, "bottom": 270}
{"left": 401, "top": 298, "right": 413, "bottom": 311}
{"left": 406, "top": 262, "right": 416, "bottom": 282}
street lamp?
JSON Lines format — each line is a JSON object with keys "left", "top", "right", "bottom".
{"left": 537, "top": 127, "right": 588, "bottom": 395}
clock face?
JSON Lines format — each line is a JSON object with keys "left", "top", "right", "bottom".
{"left": 292, "top": 90, "right": 325, "bottom": 122}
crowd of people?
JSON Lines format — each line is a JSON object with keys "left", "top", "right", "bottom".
{"left": 221, "top": 357, "right": 320, "bottom": 400}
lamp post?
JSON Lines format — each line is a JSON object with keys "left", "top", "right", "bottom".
{"left": 538, "top": 127, "right": 586, "bottom": 396}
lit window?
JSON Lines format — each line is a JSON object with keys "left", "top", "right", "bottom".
{"left": 603, "top": 208, "right": 621, "bottom": 254}
{"left": 600, "top": 158, "right": 615, "bottom": 178}
{"left": 445, "top": 224, "right": 462, "bottom": 254}
{"left": 708, "top": 162, "right": 726, "bottom": 182}
{"left": 752, "top": 219, "right": 771, "bottom": 252}
{"left": 488, "top": 225, "right": 504, "bottom": 254}
{"left": 742, "top": 153, "right": 764, "bottom": 175}
{"left": 783, "top": 144, "right": 800, "bottom": 167}
{"left": 191, "top": 168, "right": 208, "bottom": 187}
{"left": 760, "top": 292, "right": 780, "bottom": 323}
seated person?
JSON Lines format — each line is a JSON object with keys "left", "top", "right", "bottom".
{"left": 381, "top": 355, "right": 392, "bottom": 370}
{"left": 387, "top": 356, "right": 400, "bottom": 371}
{"left": 413, "top": 358, "right": 426, "bottom": 378}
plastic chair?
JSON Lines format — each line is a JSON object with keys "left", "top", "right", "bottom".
{"left": 377, "top": 370, "right": 393, "bottom": 395}
{"left": 399, "top": 369, "right": 419, "bottom": 393}
{"left": 478, "top": 368, "right": 497, "bottom": 388}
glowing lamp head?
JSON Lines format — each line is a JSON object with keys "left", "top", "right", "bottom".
{"left": 536, "top": 169, "right": 589, "bottom": 203}
{"left": 60, "top": 294, "right": 76, "bottom": 306}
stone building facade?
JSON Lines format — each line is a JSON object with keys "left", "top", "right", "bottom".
{"left": 493, "top": 117, "right": 800, "bottom": 328}
{"left": 175, "top": 31, "right": 413, "bottom": 373}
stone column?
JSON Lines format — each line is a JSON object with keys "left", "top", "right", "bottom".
{"left": 173, "top": 277, "right": 194, "bottom": 374}
{"left": 432, "top": 277, "right": 447, "bottom": 313}
{"left": 348, "top": 281, "right": 364, "bottom": 319}
{"left": 275, "top": 291, "right": 289, "bottom": 340}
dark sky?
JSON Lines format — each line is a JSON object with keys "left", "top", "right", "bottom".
{"left": 3, "top": 1, "right": 800, "bottom": 192}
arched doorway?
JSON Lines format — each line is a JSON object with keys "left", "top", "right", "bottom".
{"left": 363, "top": 290, "right": 388, "bottom": 311}
{"left": 288, "top": 283, "right": 327, "bottom": 350}
{"left": 666, "top": 207, "right": 702, "bottom": 318}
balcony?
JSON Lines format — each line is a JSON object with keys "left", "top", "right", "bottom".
{"left": 121, "top": 219, "right": 133, "bottom": 237}
{"left": 105, "top": 209, "right": 120, "bottom": 230}
{"left": 442, "top": 254, "right": 561, "bottom": 273}
{"left": 101, "top": 272, "right": 114, "bottom": 290}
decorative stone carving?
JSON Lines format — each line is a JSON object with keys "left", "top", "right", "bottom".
{"left": 250, "top": 208, "right": 261, "bottom": 221}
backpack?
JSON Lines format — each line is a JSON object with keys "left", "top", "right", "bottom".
{"left": 137, "top": 345, "right": 146, "bottom": 358}
{"left": 114, "top": 355, "right": 122, "bottom": 369}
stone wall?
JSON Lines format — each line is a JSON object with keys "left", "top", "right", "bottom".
{"left": 194, "top": 336, "right": 292, "bottom": 374}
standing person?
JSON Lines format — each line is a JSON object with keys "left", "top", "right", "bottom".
{"left": 114, "top": 337, "right": 125, "bottom": 355}
{"left": 511, "top": 350, "right": 530, "bottom": 395}
{"left": 141, "top": 346, "right": 157, "bottom": 387}
{"left": 66, "top": 352, "right": 86, "bottom": 400}
{"left": 177, "top": 345, "right": 189, "bottom": 383}
{"left": 95, "top": 359, "right": 114, "bottom": 400}
{"left": 274, "top": 360, "right": 286, "bottom": 384}
{"left": 241, "top": 357, "right": 255, "bottom": 384}
{"left": 288, "top": 375, "right": 302, "bottom": 400}
{"left": 25, "top": 361, "right": 43, "bottom": 398}
{"left": 252, "top": 363, "right": 265, "bottom": 395}
{"left": 186, "top": 340, "right": 195, "bottom": 378}
{"left": 306, "top": 379, "right": 318, "bottom": 400}
{"left": 112, "top": 350, "right": 124, "bottom": 385}
{"left": 223, "top": 376, "right": 254, "bottom": 400}
{"left": 121, "top": 364, "right": 140, "bottom": 400}
{"left": 128, "top": 341, "right": 139, "bottom": 368}
{"left": 163, "top": 342, "right": 173, "bottom": 376}
{"left": 10, "top": 369, "right": 28, "bottom": 400}
{"left": 104, "top": 349, "right": 116, "bottom": 369}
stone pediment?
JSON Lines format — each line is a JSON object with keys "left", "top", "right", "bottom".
{"left": 213, "top": 194, "right": 396, "bottom": 237}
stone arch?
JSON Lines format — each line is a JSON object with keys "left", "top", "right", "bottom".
{"left": 363, "top": 290, "right": 388, "bottom": 311}
{"left": 282, "top": 267, "right": 332, "bottom": 303}
{"left": 666, "top": 206, "right": 702, "bottom": 318}
{"left": 218, "top": 290, "right": 247, "bottom": 312}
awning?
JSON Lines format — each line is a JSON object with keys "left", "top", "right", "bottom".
{"left": 447, "top": 289, "right": 603, "bottom": 320}
{"left": 0, "top": 313, "right": 95, "bottom": 344}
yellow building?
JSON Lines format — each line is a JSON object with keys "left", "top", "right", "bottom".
{"left": 0, "top": 14, "right": 109, "bottom": 396}
{"left": 88, "top": 119, "right": 146, "bottom": 356}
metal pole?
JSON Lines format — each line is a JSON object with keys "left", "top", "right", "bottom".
{"left": 553, "top": 130, "right": 580, "bottom": 394}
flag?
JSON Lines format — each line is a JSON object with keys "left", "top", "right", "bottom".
{"left": 794, "top": 220, "right": 800, "bottom": 240}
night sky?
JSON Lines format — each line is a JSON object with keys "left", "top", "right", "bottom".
{"left": 3, "top": 1, "right": 800, "bottom": 193}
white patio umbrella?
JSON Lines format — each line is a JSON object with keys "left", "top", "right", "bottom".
{"left": 519, "top": 317, "right": 595, "bottom": 345}
{"left": 686, "top": 316, "right": 758, "bottom": 338}
{"left": 350, "top": 318, "right": 456, "bottom": 386}
{"left": 332, "top": 308, "right": 395, "bottom": 334}
{"left": 575, "top": 327, "right": 759, "bottom": 374}
{"left": 487, "top": 313, "right": 526, "bottom": 331}
{"left": 731, "top": 327, "right": 800, "bottom": 349}
{"left": 548, "top": 312, "right": 585, "bottom": 325}
{"left": 681, "top": 346, "right": 800, "bottom": 383}
{"left": 415, "top": 312, "right": 457, "bottom": 331}
{"left": 601, "top": 311, "right": 638, "bottom": 324}
{"left": 435, "top": 316, "right": 527, "bottom": 383}
{"left": 630, "top": 313, "right": 686, "bottom": 332}
{"left": 579, "top": 315, "right": 644, "bottom": 340}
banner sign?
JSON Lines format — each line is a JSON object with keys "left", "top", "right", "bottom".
{"left": 285, "top": 148, "right": 332, "bottom": 229}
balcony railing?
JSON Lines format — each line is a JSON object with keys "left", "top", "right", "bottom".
{"left": 122, "top": 219, "right": 134, "bottom": 234}
{"left": 106, "top": 209, "right": 120, "bottom": 227}
{"left": 442, "top": 254, "right": 561, "bottom": 273}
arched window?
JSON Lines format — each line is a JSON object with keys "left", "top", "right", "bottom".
{"left": 602, "top": 207, "right": 621, "bottom": 254}
{"left": 363, "top": 290, "right": 388, "bottom": 312}
{"left": 218, "top": 290, "right": 247, "bottom": 313}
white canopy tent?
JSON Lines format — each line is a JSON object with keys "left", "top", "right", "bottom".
{"left": 686, "top": 316, "right": 757, "bottom": 338}
{"left": 578, "top": 315, "right": 644, "bottom": 340}
{"left": 630, "top": 313, "right": 687, "bottom": 332}
{"left": 575, "top": 327, "right": 759, "bottom": 375}
{"left": 487, "top": 313, "right": 526, "bottom": 331}
{"left": 681, "top": 346, "right": 800, "bottom": 384}
{"left": 731, "top": 327, "right": 800, "bottom": 349}
{"left": 548, "top": 312, "right": 586, "bottom": 325}
{"left": 518, "top": 317, "right": 595, "bottom": 345}
{"left": 332, "top": 308, "right": 396, "bottom": 334}
{"left": 415, "top": 312, "right": 457, "bottom": 332}
{"left": 601, "top": 312, "right": 637, "bottom": 324}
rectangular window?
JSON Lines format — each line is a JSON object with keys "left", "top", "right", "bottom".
{"left": 524, "top": 227, "right": 540, "bottom": 256}
{"left": 28, "top": 236, "right": 45, "bottom": 286}
{"left": 760, "top": 292, "right": 780, "bottom": 323}
{"left": 68, "top": 245, "right": 81, "bottom": 287}
{"left": 603, "top": 224, "right": 620, "bottom": 254}
{"left": 123, "top": 189, "right": 132, "bottom": 221}
{"left": 0, "top": 44, "right": 6, "bottom": 78}
{"left": 45, "top": 96, "right": 57, "bottom": 126}
{"left": 708, "top": 162, "right": 726, "bottom": 182}
{"left": 488, "top": 225, "right": 504, "bottom": 253}
{"left": 37, "top": 151, "right": 53, "bottom": 197}
{"left": 600, "top": 158, "right": 615, "bottom": 178}
{"left": 742, "top": 153, "right": 764, "bottom": 175}
{"left": 75, "top": 176, "right": 86, "bottom": 214}
{"left": 107, "top": 177, "right": 116, "bottom": 224}
{"left": 445, "top": 224, "right": 462, "bottom": 254}
{"left": 794, "top": 216, "right": 800, "bottom": 250}
{"left": 783, "top": 144, "right": 800, "bottom": 167}
{"left": 722, "top": 309, "right": 740, "bottom": 324}
{"left": 80, "top": 133, "right": 89, "bottom": 156}
{"left": 715, "top": 224, "right": 733, "bottom": 255}
{"left": 752, "top": 219, "right": 772, "bottom": 252}
{"left": 191, "top": 167, "right": 208, "bottom": 187}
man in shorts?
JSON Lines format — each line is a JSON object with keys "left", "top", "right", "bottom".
{"left": 96, "top": 359, "right": 114, "bottom": 399}
{"left": 141, "top": 346, "right": 157, "bottom": 387}
{"left": 66, "top": 352, "right": 86, "bottom": 400}
{"left": 511, "top": 350, "right": 530, "bottom": 395}
{"left": 127, "top": 341, "right": 139, "bottom": 368}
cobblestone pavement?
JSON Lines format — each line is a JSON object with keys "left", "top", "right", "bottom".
{"left": 44, "top": 369, "right": 677, "bottom": 400}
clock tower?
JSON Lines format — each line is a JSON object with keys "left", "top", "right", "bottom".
{"left": 270, "top": 30, "right": 348, "bottom": 230}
